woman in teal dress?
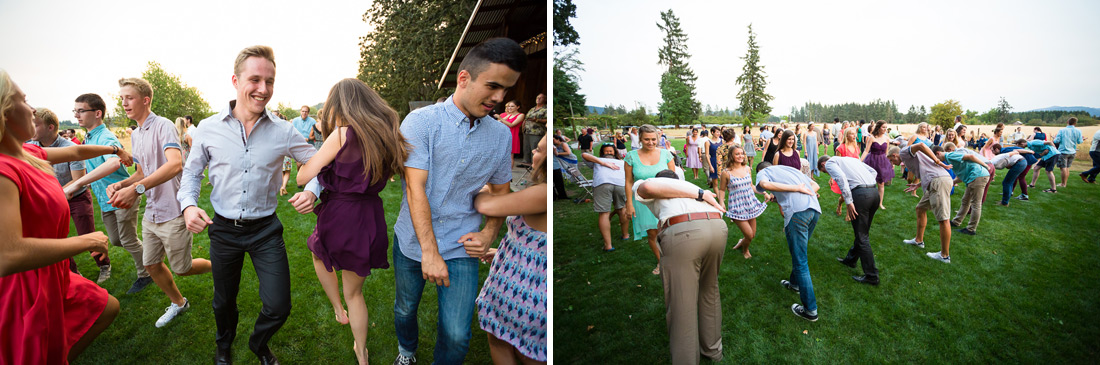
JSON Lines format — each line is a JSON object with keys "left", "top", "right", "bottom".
{"left": 624, "top": 125, "right": 676, "bottom": 275}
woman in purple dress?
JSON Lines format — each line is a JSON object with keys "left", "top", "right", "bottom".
{"left": 860, "top": 120, "right": 895, "bottom": 210}
{"left": 772, "top": 130, "right": 802, "bottom": 170}
{"left": 296, "top": 78, "right": 410, "bottom": 365}
{"left": 474, "top": 135, "right": 548, "bottom": 364}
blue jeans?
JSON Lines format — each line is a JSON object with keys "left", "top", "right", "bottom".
{"left": 1001, "top": 160, "right": 1027, "bottom": 204}
{"left": 1082, "top": 151, "right": 1100, "bottom": 182}
{"left": 785, "top": 210, "right": 820, "bottom": 312}
{"left": 392, "top": 236, "right": 480, "bottom": 365}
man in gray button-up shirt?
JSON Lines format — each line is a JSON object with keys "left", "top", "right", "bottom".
{"left": 177, "top": 45, "right": 318, "bottom": 365}
{"left": 818, "top": 155, "right": 881, "bottom": 285}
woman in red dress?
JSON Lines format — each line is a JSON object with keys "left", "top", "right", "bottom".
{"left": 496, "top": 100, "right": 526, "bottom": 162}
{"left": 0, "top": 70, "right": 125, "bottom": 364}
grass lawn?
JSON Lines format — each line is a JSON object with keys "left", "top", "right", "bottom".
{"left": 70, "top": 165, "right": 495, "bottom": 364}
{"left": 553, "top": 140, "right": 1100, "bottom": 363}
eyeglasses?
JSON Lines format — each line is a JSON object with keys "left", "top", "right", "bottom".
{"left": 73, "top": 109, "right": 97, "bottom": 114}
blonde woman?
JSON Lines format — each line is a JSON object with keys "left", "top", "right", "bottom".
{"left": 624, "top": 124, "right": 676, "bottom": 275}
{"left": 174, "top": 117, "right": 190, "bottom": 161}
{"left": 295, "top": 79, "right": 410, "bottom": 365}
{"left": 717, "top": 145, "right": 769, "bottom": 259}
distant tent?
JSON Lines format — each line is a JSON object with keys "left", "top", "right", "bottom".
{"left": 1013, "top": 120, "right": 1023, "bottom": 125}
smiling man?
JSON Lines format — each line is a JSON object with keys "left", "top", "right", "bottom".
{"left": 392, "top": 37, "right": 526, "bottom": 365}
{"left": 177, "top": 45, "right": 320, "bottom": 365}
{"left": 108, "top": 77, "right": 212, "bottom": 329}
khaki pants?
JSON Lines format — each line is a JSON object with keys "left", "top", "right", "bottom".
{"left": 952, "top": 176, "right": 989, "bottom": 232}
{"left": 657, "top": 218, "right": 727, "bottom": 365}
{"left": 101, "top": 204, "right": 148, "bottom": 278}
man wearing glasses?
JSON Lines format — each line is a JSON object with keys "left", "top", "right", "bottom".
{"left": 64, "top": 93, "right": 153, "bottom": 294}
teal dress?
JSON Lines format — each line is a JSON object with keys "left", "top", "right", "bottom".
{"left": 625, "top": 148, "right": 674, "bottom": 240}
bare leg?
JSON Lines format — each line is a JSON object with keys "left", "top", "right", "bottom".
{"left": 341, "top": 271, "right": 369, "bottom": 365}
{"left": 617, "top": 208, "right": 630, "bottom": 239}
{"left": 312, "top": 254, "right": 349, "bottom": 324}
{"left": 488, "top": 332, "right": 519, "bottom": 365}
{"left": 280, "top": 170, "right": 290, "bottom": 195}
{"left": 648, "top": 228, "right": 660, "bottom": 274}
{"left": 1060, "top": 167, "right": 1069, "bottom": 187}
{"left": 732, "top": 219, "right": 755, "bottom": 258}
{"left": 915, "top": 207, "right": 928, "bottom": 242}
{"left": 146, "top": 263, "right": 185, "bottom": 306}
{"left": 597, "top": 212, "right": 613, "bottom": 250}
{"left": 178, "top": 258, "right": 211, "bottom": 276}
{"left": 68, "top": 294, "right": 119, "bottom": 362}
{"left": 938, "top": 220, "right": 952, "bottom": 256}
{"left": 878, "top": 182, "right": 886, "bottom": 210}
{"left": 835, "top": 196, "right": 844, "bottom": 216}
{"left": 1030, "top": 165, "right": 1040, "bottom": 186}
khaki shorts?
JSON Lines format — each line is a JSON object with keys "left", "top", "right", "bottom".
{"left": 142, "top": 216, "right": 195, "bottom": 274}
{"left": 593, "top": 184, "right": 627, "bottom": 213}
{"left": 917, "top": 176, "right": 952, "bottom": 221}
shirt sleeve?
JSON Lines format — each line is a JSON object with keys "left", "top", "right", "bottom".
{"left": 488, "top": 135, "right": 512, "bottom": 185}
{"left": 286, "top": 123, "right": 322, "bottom": 195}
{"left": 160, "top": 121, "right": 182, "bottom": 152}
{"left": 178, "top": 126, "right": 208, "bottom": 210}
{"left": 400, "top": 111, "right": 432, "bottom": 171}
{"left": 824, "top": 160, "right": 854, "bottom": 205}
{"left": 755, "top": 169, "right": 773, "bottom": 192}
{"left": 632, "top": 178, "right": 654, "bottom": 203}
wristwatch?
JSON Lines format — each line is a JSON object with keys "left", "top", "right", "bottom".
{"left": 134, "top": 184, "right": 146, "bottom": 195}
{"left": 696, "top": 188, "right": 705, "bottom": 201}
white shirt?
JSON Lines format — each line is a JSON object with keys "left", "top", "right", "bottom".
{"left": 592, "top": 157, "right": 626, "bottom": 187}
{"left": 991, "top": 153, "right": 1024, "bottom": 169}
{"left": 632, "top": 177, "right": 721, "bottom": 227}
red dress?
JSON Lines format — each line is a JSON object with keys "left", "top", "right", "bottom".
{"left": 0, "top": 144, "right": 108, "bottom": 364}
{"left": 503, "top": 113, "right": 523, "bottom": 154}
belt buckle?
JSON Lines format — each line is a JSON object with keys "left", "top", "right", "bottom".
{"left": 233, "top": 219, "right": 243, "bottom": 227}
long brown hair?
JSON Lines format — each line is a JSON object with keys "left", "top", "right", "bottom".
{"left": 319, "top": 78, "right": 409, "bottom": 184}
{"left": 723, "top": 145, "right": 746, "bottom": 169}
{"left": 778, "top": 130, "right": 796, "bottom": 152}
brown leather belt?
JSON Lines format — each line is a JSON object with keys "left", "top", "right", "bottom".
{"left": 660, "top": 211, "right": 723, "bottom": 230}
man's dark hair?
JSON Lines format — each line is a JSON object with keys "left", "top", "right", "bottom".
{"left": 655, "top": 169, "right": 678, "bottom": 179}
{"left": 74, "top": 93, "right": 107, "bottom": 117}
{"left": 553, "top": 134, "right": 565, "bottom": 142}
{"left": 1068, "top": 117, "right": 1078, "bottom": 125}
{"left": 817, "top": 156, "right": 830, "bottom": 172}
{"left": 756, "top": 161, "right": 772, "bottom": 173}
{"left": 185, "top": 115, "right": 193, "bottom": 123}
{"left": 834, "top": 117, "right": 839, "bottom": 123}
{"left": 458, "top": 37, "right": 527, "bottom": 81}
{"left": 931, "top": 145, "right": 944, "bottom": 154}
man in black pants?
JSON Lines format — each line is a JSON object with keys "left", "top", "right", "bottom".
{"left": 178, "top": 45, "right": 320, "bottom": 365}
{"left": 818, "top": 155, "right": 880, "bottom": 285}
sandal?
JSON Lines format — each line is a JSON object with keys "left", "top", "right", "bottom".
{"left": 1042, "top": 188, "right": 1057, "bottom": 193}
{"left": 652, "top": 265, "right": 661, "bottom": 275}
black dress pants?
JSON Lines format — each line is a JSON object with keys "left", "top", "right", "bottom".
{"left": 842, "top": 187, "right": 879, "bottom": 279}
{"left": 209, "top": 214, "right": 291, "bottom": 354}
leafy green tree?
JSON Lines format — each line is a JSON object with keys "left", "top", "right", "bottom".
{"left": 929, "top": 99, "right": 963, "bottom": 130}
{"left": 357, "top": 0, "right": 475, "bottom": 117}
{"left": 114, "top": 61, "right": 213, "bottom": 126}
{"left": 656, "top": 9, "right": 700, "bottom": 128}
{"left": 553, "top": 48, "right": 586, "bottom": 127}
{"left": 554, "top": 0, "right": 580, "bottom": 47}
{"left": 736, "top": 24, "right": 773, "bottom": 122}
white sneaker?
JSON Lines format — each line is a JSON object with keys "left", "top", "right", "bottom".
{"left": 155, "top": 298, "right": 190, "bottom": 328}
{"left": 925, "top": 251, "right": 951, "bottom": 264}
{"left": 96, "top": 264, "right": 111, "bottom": 284}
{"left": 903, "top": 238, "right": 925, "bottom": 249}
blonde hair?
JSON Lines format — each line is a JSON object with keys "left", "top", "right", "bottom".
{"left": 319, "top": 78, "right": 409, "bottom": 185}
{"left": 174, "top": 117, "right": 188, "bottom": 145}
{"left": 0, "top": 70, "right": 52, "bottom": 173}
{"left": 118, "top": 77, "right": 153, "bottom": 99}
{"left": 234, "top": 45, "right": 276, "bottom": 76}
{"left": 35, "top": 108, "right": 59, "bottom": 130}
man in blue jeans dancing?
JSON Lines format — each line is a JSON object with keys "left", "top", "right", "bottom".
{"left": 755, "top": 162, "right": 822, "bottom": 321}
{"left": 391, "top": 38, "right": 526, "bottom": 365}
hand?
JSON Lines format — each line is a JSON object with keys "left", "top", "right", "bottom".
{"left": 288, "top": 191, "right": 317, "bottom": 214}
{"left": 605, "top": 162, "right": 621, "bottom": 170}
{"left": 625, "top": 204, "right": 635, "bottom": 218}
{"left": 941, "top": 163, "right": 952, "bottom": 170}
{"left": 421, "top": 252, "right": 450, "bottom": 287}
{"left": 108, "top": 186, "right": 138, "bottom": 209}
{"left": 63, "top": 184, "right": 81, "bottom": 200}
{"left": 797, "top": 183, "right": 814, "bottom": 196}
{"left": 106, "top": 182, "right": 122, "bottom": 198}
{"left": 183, "top": 206, "right": 214, "bottom": 234}
{"left": 845, "top": 203, "right": 859, "bottom": 221}
{"left": 701, "top": 190, "right": 725, "bottom": 212}
{"left": 479, "top": 248, "right": 498, "bottom": 264}
{"left": 115, "top": 147, "right": 134, "bottom": 167}
{"left": 459, "top": 230, "right": 493, "bottom": 257}
{"left": 904, "top": 183, "right": 920, "bottom": 193}
{"left": 80, "top": 231, "right": 109, "bottom": 255}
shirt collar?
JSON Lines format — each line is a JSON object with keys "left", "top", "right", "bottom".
{"left": 141, "top": 111, "right": 160, "bottom": 129}
{"left": 220, "top": 100, "right": 275, "bottom": 125}
{"left": 88, "top": 123, "right": 107, "bottom": 137}
{"left": 442, "top": 95, "right": 484, "bottom": 128}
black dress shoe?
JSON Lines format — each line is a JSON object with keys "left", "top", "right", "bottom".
{"left": 257, "top": 348, "right": 280, "bottom": 365}
{"left": 836, "top": 257, "right": 856, "bottom": 268}
{"left": 214, "top": 348, "right": 232, "bottom": 365}
{"left": 852, "top": 275, "right": 880, "bottom": 286}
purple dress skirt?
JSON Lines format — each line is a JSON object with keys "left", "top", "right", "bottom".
{"left": 307, "top": 128, "right": 390, "bottom": 277}
{"left": 863, "top": 141, "right": 896, "bottom": 184}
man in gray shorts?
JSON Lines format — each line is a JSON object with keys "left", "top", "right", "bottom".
{"left": 888, "top": 144, "right": 955, "bottom": 263}
{"left": 1052, "top": 117, "right": 1083, "bottom": 188}
{"left": 582, "top": 143, "right": 628, "bottom": 251}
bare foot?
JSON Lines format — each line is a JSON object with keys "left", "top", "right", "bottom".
{"left": 652, "top": 265, "right": 661, "bottom": 275}
{"left": 353, "top": 342, "right": 368, "bottom": 365}
{"left": 335, "top": 309, "right": 349, "bottom": 325}
{"left": 742, "top": 250, "right": 752, "bottom": 259}
{"left": 731, "top": 238, "right": 744, "bottom": 251}
{"left": 880, "top": 205, "right": 886, "bottom": 210}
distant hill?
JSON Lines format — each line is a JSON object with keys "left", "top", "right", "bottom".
{"left": 1024, "top": 106, "right": 1099, "bottom": 117}
{"left": 586, "top": 106, "right": 606, "bottom": 114}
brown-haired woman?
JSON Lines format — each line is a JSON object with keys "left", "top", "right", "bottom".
{"left": 717, "top": 145, "right": 769, "bottom": 259}
{"left": 295, "top": 78, "right": 411, "bottom": 365}
{"left": 860, "top": 120, "right": 894, "bottom": 210}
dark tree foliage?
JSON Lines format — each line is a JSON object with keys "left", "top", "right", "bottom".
{"left": 554, "top": 0, "right": 580, "bottom": 46}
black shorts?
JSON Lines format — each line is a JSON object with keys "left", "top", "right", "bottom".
{"left": 1038, "top": 157, "right": 1057, "bottom": 172}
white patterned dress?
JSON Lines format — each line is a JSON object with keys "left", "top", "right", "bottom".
{"left": 475, "top": 215, "right": 547, "bottom": 361}
{"left": 725, "top": 171, "right": 767, "bottom": 221}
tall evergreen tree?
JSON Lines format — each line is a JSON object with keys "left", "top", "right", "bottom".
{"left": 656, "top": 9, "right": 700, "bottom": 127}
{"left": 736, "top": 24, "right": 773, "bottom": 124}
{"left": 996, "top": 96, "right": 1013, "bottom": 125}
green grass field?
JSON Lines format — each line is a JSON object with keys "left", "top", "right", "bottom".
{"left": 70, "top": 166, "right": 495, "bottom": 364}
{"left": 553, "top": 140, "right": 1100, "bottom": 363}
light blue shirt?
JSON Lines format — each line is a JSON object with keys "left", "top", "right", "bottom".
{"left": 1027, "top": 140, "right": 1059, "bottom": 161}
{"left": 81, "top": 124, "right": 131, "bottom": 213}
{"left": 756, "top": 165, "right": 821, "bottom": 227}
{"left": 179, "top": 101, "right": 320, "bottom": 219}
{"left": 1052, "top": 125, "right": 1083, "bottom": 155}
{"left": 394, "top": 95, "right": 512, "bottom": 262}
{"left": 944, "top": 149, "right": 990, "bottom": 185}
{"left": 291, "top": 116, "right": 317, "bottom": 140}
